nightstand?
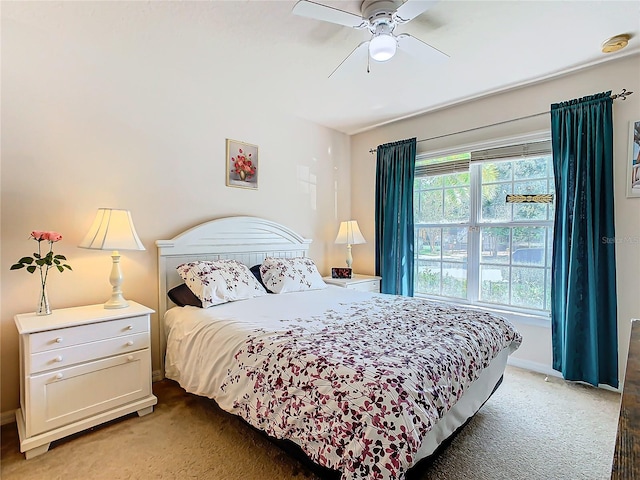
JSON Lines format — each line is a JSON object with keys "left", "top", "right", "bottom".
{"left": 14, "top": 301, "right": 157, "bottom": 459}
{"left": 323, "top": 274, "right": 381, "bottom": 293}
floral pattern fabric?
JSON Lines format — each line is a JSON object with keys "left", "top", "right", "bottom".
{"left": 259, "top": 256, "right": 327, "bottom": 293}
{"left": 177, "top": 259, "right": 266, "bottom": 308}
{"left": 220, "top": 295, "right": 521, "bottom": 479}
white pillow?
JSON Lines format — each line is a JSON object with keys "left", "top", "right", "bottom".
{"left": 176, "top": 259, "right": 266, "bottom": 308}
{"left": 259, "top": 257, "right": 327, "bottom": 294}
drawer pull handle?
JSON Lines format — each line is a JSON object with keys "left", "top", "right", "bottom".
{"left": 55, "top": 337, "right": 63, "bottom": 343}
{"left": 126, "top": 325, "right": 134, "bottom": 330}
{"left": 54, "top": 356, "right": 63, "bottom": 362}
{"left": 126, "top": 341, "right": 134, "bottom": 346}
{"left": 55, "top": 373, "right": 63, "bottom": 380}
{"left": 127, "top": 355, "right": 134, "bottom": 362}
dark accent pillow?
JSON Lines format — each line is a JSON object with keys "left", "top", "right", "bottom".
{"left": 250, "top": 264, "right": 271, "bottom": 293}
{"left": 168, "top": 283, "right": 203, "bottom": 308}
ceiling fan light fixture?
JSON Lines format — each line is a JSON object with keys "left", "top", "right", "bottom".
{"left": 369, "top": 33, "right": 397, "bottom": 62}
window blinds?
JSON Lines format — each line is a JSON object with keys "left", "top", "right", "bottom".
{"left": 415, "top": 140, "right": 551, "bottom": 177}
{"left": 470, "top": 140, "right": 551, "bottom": 162}
{"left": 415, "top": 159, "right": 470, "bottom": 177}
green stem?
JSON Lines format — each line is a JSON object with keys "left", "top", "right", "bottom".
{"left": 41, "top": 241, "right": 52, "bottom": 290}
{"left": 37, "top": 240, "right": 45, "bottom": 289}
{"left": 37, "top": 241, "right": 53, "bottom": 309}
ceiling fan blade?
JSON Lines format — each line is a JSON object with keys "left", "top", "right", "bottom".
{"left": 396, "top": 33, "right": 448, "bottom": 64}
{"left": 394, "top": 0, "right": 439, "bottom": 23}
{"left": 329, "top": 41, "right": 370, "bottom": 79}
{"left": 292, "top": 0, "right": 366, "bottom": 29}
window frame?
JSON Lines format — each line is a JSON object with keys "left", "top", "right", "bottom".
{"left": 413, "top": 132, "right": 553, "bottom": 319}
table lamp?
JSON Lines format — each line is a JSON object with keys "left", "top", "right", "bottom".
{"left": 334, "top": 220, "right": 366, "bottom": 269}
{"left": 79, "top": 208, "right": 145, "bottom": 309}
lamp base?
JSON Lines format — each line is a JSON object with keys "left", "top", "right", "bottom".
{"left": 104, "top": 295, "right": 130, "bottom": 309}
{"left": 345, "top": 244, "right": 353, "bottom": 269}
{"left": 104, "top": 251, "right": 129, "bottom": 309}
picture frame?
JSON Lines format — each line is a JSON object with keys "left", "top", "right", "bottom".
{"left": 226, "top": 139, "right": 258, "bottom": 190}
{"left": 627, "top": 119, "right": 640, "bottom": 198}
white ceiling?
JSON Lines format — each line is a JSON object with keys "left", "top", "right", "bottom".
{"left": 4, "top": 1, "right": 640, "bottom": 135}
{"left": 283, "top": 0, "right": 640, "bottom": 134}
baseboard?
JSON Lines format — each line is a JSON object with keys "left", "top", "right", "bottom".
{"left": 597, "top": 383, "right": 621, "bottom": 393}
{"left": 152, "top": 369, "right": 164, "bottom": 382}
{"left": 507, "top": 357, "right": 621, "bottom": 393}
{"left": 1, "top": 409, "right": 16, "bottom": 426}
{"left": 507, "top": 357, "right": 563, "bottom": 378}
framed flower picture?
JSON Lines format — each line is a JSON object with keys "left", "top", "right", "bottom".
{"left": 226, "top": 139, "right": 258, "bottom": 190}
{"left": 627, "top": 120, "right": 640, "bottom": 198}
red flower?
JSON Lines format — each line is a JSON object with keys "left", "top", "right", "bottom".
{"left": 232, "top": 151, "right": 256, "bottom": 179}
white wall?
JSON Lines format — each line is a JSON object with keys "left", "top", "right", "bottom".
{"left": 0, "top": 4, "right": 350, "bottom": 414}
{"left": 350, "top": 54, "right": 640, "bottom": 385}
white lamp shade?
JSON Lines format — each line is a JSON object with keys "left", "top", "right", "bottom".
{"left": 369, "top": 33, "right": 397, "bottom": 62}
{"left": 335, "top": 220, "right": 366, "bottom": 245}
{"left": 79, "top": 208, "right": 145, "bottom": 251}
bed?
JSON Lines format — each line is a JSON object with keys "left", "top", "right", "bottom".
{"left": 156, "top": 216, "right": 522, "bottom": 480}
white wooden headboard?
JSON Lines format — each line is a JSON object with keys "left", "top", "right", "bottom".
{"left": 155, "top": 216, "right": 312, "bottom": 375}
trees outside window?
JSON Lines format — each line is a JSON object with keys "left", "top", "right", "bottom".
{"left": 414, "top": 145, "right": 554, "bottom": 314}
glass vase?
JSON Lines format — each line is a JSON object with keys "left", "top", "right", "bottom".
{"left": 37, "top": 284, "right": 51, "bottom": 316}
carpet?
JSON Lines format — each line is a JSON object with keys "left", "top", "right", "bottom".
{"left": 0, "top": 366, "right": 620, "bottom": 480}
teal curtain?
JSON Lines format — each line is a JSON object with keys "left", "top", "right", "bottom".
{"left": 550, "top": 91, "right": 618, "bottom": 388}
{"left": 375, "top": 138, "right": 416, "bottom": 296}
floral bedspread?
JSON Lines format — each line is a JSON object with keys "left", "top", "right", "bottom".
{"left": 218, "top": 295, "right": 521, "bottom": 479}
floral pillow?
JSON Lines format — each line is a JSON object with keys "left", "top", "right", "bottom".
{"left": 259, "top": 257, "right": 327, "bottom": 294}
{"left": 176, "top": 259, "right": 267, "bottom": 308}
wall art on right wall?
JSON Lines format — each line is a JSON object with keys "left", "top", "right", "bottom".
{"left": 628, "top": 119, "right": 640, "bottom": 198}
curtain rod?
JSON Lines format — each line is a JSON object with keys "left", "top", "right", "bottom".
{"left": 368, "top": 88, "right": 634, "bottom": 154}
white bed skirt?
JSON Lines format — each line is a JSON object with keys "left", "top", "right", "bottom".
{"left": 412, "top": 347, "right": 508, "bottom": 464}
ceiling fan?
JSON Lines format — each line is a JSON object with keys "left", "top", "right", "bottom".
{"left": 292, "top": 0, "right": 449, "bottom": 77}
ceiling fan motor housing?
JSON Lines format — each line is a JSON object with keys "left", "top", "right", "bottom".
{"left": 362, "top": 0, "right": 400, "bottom": 32}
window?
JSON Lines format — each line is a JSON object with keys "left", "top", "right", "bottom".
{"left": 414, "top": 139, "right": 554, "bottom": 315}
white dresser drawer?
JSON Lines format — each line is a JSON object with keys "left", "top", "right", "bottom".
{"left": 346, "top": 280, "right": 380, "bottom": 293}
{"left": 323, "top": 275, "right": 381, "bottom": 292}
{"left": 29, "top": 332, "right": 150, "bottom": 374}
{"left": 25, "top": 349, "right": 152, "bottom": 438}
{"left": 28, "top": 315, "right": 149, "bottom": 354}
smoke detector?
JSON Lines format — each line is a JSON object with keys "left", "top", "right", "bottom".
{"left": 601, "top": 34, "right": 631, "bottom": 53}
